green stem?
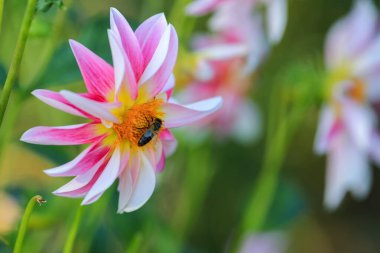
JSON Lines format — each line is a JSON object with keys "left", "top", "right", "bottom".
{"left": 0, "top": 0, "right": 4, "bottom": 34}
{"left": 63, "top": 205, "right": 84, "bottom": 253}
{"left": 0, "top": 0, "right": 37, "bottom": 127}
{"left": 14, "top": 195, "right": 46, "bottom": 253}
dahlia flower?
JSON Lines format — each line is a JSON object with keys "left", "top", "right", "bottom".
{"left": 314, "top": 0, "right": 380, "bottom": 210}
{"left": 186, "top": 0, "right": 287, "bottom": 44}
{"left": 177, "top": 39, "right": 261, "bottom": 142}
{"left": 21, "top": 8, "right": 222, "bottom": 213}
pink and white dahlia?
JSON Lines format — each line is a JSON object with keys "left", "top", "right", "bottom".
{"left": 186, "top": 0, "right": 287, "bottom": 45}
{"left": 314, "top": 0, "right": 380, "bottom": 210}
{"left": 21, "top": 8, "right": 222, "bottom": 213}
{"left": 178, "top": 37, "right": 261, "bottom": 142}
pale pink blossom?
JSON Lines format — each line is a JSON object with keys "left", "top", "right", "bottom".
{"left": 314, "top": 0, "right": 380, "bottom": 210}
{"left": 186, "top": 0, "right": 287, "bottom": 45}
{"left": 178, "top": 38, "right": 261, "bottom": 142}
{"left": 21, "top": 8, "right": 222, "bottom": 213}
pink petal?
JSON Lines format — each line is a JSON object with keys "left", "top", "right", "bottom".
{"left": 324, "top": 0, "right": 377, "bottom": 69}
{"left": 110, "top": 8, "right": 143, "bottom": 78}
{"left": 44, "top": 141, "right": 110, "bottom": 177}
{"left": 60, "top": 90, "right": 120, "bottom": 123}
{"left": 53, "top": 157, "right": 107, "bottom": 197}
{"left": 135, "top": 14, "right": 167, "bottom": 70}
{"left": 341, "top": 100, "right": 374, "bottom": 151}
{"left": 108, "top": 29, "right": 138, "bottom": 100}
{"left": 156, "top": 152, "right": 165, "bottom": 173}
{"left": 82, "top": 147, "right": 121, "bottom": 204}
{"left": 69, "top": 40, "right": 114, "bottom": 98}
{"left": 324, "top": 130, "right": 372, "bottom": 211}
{"left": 185, "top": 0, "right": 222, "bottom": 15}
{"left": 32, "top": 89, "right": 87, "bottom": 118}
{"left": 141, "top": 25, "right": 178, "bottom": 98}
{"left": 159, "top": 129, "right": 177, "bottom": 156}
{"left": 161, "top": 74, "right": 175, "bottom": 99}
{"left": 162, "top": 96, "right": 222, "bottom": 128}
{"left": 314, "top": 105, "right": 336, "bottom": 154}
{"left": 138, "top": 25, "right": 172, "bottom": 86}
{"left": 354, "top": 36, "right": 380, "bottom": 76}
{"left": 20, "top": 123, "right": 99, "bottom": 145}
{"left": 122, "top": 154, "right": 156, "bottom": 213}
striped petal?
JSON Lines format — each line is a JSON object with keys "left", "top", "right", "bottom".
{"left": 44, "top": 141, "right": 110, "bottom": 177}
{"left": 122, "top": 154, "right": 156, "bottom": 213}
{"left": 108, "top": 29, "right": 138, "bottom": 100}
{"left": 141, "top": 25, "right": 178, "bottom": 98}
{"left": 135, "top": 14, "right": 167, "bottom": 69}
{"left": 82, "top": 147, "right": 121, "bottom": 204}
{"left": 69, "top": 40, "right": 114, "bottom": 98}
{"left": 20, "top": 123, "right": 99, "bottom": 145}
{"left": 32, "top": 89, "right": 87, "bottom": 118}
{"left": 53, "top": 157, "right": 107, "bottom": 198}
{"left": 110, "top": 8, "right": 143, "bottom": 78}
{"left": 61, "top": 90, "right": 120, "bottom": 123}
{"left": 162, "top": 96, "right": 223, "bottom": 128}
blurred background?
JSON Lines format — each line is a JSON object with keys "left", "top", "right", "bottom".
{"left": 1, "top": 0, "right": 380, "bottom": 252}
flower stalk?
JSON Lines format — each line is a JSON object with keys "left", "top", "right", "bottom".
{"left": 0, "top": 0, "right": 37, "bottom": 127}
{"left": 0, "top": 0, "right": 4, "bottom": 34}
{"left": 14, "top": 195, "right": 46, "bottom": 253}
{"left": 63, "top": 205, "right": 84, "bottom": 253}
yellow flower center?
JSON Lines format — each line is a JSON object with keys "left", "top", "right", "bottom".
{"left": 112, "top": 99, "right": 164, "bottom": 147}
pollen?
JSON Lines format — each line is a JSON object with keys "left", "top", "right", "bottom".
{"left": 112, "top": 99, "right": 164, "bottom": 147}
{"left": 347, "top": 78, "right": 365, "bottom": 102}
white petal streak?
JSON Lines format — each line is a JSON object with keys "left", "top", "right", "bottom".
{"left": 61, "top": 90, "right": 120, "bottom": 123}
{"left": 123, "top": 154, "right": 156, "bottom": 213}
{"left": 138, "top": 25, "right": 171, "bottom": 85}
{"left": 324, "top": 131, "right": 372, "bottom": 211}
{"left": 82, "top": 147, "right": 121, "bottom": 204}
{"left": 314, "top": 105, "right": 335, "bottom": 154}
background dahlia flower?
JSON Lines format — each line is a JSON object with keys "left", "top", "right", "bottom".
{"left": 20, "top": 8, "right": 222, "bottom": 213}
{"left": 314, "top": 0, "right": 380, "bottom": 210}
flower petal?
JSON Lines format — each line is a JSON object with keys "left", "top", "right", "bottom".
{"left": 82, "top": 147, "right": 121, "bottom": 204}
{"left": 44, "top": 141, "right": 110, "bottom": 177}
{"left": 324, "top": 131, "right": 372, "bottom": 211}
{"left": 108, "top": 29, "right": 138, "bottom": 100}
{"left": 341, "top": 100, "right": 375, "bottom": 151}
{"left": 20, "top": 123, "right": 99, "bottom": 145}
{"left": 61, "top": 90, "right": 120, "bottom": 123}
{"left": 266, "top": 0, "right": 287, "bottom": 44}
{"left": 110, "top": 8, "right": 143, "bottom": 78}
{"left": 53, "top": 157, "right": 107, "bottom": 197}
{"left": 122, "top": 154, "right": 156, "bottom": 213}
{"left": 141, "top": 25, "right": 178, "bottom": 98}
{"left": 138, "top": 24, "right": 172, "bottom": 86}
{"left": 185, "top": 0, "right": 222, "bottom": 15}
{"left": 162, "top": 96, "right": 222, "bottom": 128}
{"left": 314, "top": 105, "right": 336, "bottom": 154}
{"left": 69, "top": 40, "right": 114, "bottom": 98}
{"left": 135, "top": 14, "right": 167, "bottom": 69}
{"left": 159, "top": 129, "right": 177, "bottom": 156}
{"left": 32, "top": 89, "right": 88, "bottom": 118}
{"left": 117, "top": 168, "right": 133, "bottom": 213}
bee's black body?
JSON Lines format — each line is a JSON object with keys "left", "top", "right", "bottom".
{"left": 138, "top": 118, "right": 162, "bottom": 147}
